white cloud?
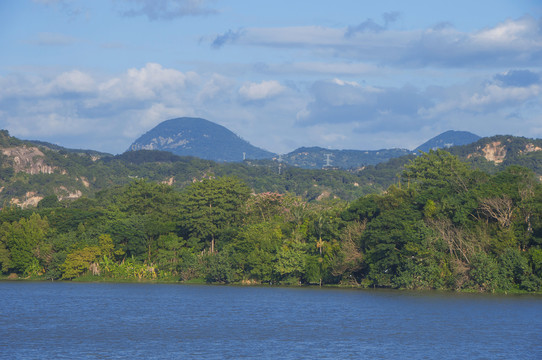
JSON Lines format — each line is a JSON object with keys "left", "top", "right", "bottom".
{"left": 51, "top": 70, "right": 95, "bottom": 93}
{"left": 238, "top": 80, "right": 286, "bottom": 101}
{"left": 211, "top": 16, "right": 542, "bottom": 68}
{"left": 472, "top": 17, "right": 536, "bottom": 46}
{"left": 0, "top": 63, "right": 203, "bottom": 153}
{"left": 197, "top": 74, "right": 235, "bottom": 103}
{"left": 95, "top": 63, "right": 196, "bottom": 102}
{"left": 419, "top": 79, "right": 542, "bottom": 118}
{"left": 1, "top": 61, "right": 541, "bottom": 155}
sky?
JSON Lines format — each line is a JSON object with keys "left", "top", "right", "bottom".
{"left": 0, "top": 0, "right": 541, "bottom": 155}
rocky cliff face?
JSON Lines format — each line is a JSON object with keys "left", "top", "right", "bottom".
{"left": 478, "top": 141, "right": 507, "bottom": 164}
{"left": 2, "top": 146, "right": 58, "bottom": 174}
{"left": 465, "top": 137, "right": 542, "bottom": 164}
{"left": 0, "top": 144, "right": 87, "bottom": 207}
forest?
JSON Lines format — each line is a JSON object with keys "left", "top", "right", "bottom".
{"left": 1, "top": 149, "right": 541, "bottom": 293}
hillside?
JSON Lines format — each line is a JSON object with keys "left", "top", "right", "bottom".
{"left": 129, "top": 117, "right": 275, "bottom": 162}
{"left": 449, "top": 135, "right": 542, "bottom": 177}
{"left": 1, "top": 128, "right": 541, "bottom": 209}
{"left": 0, "top": 130, "right": 395, "bottom": 207}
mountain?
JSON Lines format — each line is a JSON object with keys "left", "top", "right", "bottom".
{"left": 128, "top": 120, "right": 482, "bottom": 170}
{"left": 128, "top": 117, "right": 275, "bottom": 162}
{"left": 279, "top": 131, "right": 482, "bottom": 170}
{"left": 415, "top": 130, "right": 481, "bottom": 153}
{"left": 278, "top": 146, "right": 414, "bottom": 170}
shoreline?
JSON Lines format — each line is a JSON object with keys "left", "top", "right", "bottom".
{"left": 2, "top": 275, "right": 541, "bottom": 295}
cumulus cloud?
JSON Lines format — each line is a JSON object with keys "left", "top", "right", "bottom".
{"left": 51, "top": 70, "right": 95, "bottom": 93}
{"left": 296, "top": 68, "right": 542, "bottom": 145}
{"left": 0, "top": 63, "right": 203, "bottom": 152}
{"left": 298, "top": 79, "right": 431, "bottom": 131}
{"left": 116, "top": 0, "right": 217, "bottom": 20}
{"left": 96, "top": 63, "right": 195, "bottom": 101}
{"left": 0, "top": 64, "right": 300, "bottom": 154}
{"left": 2, "top": 61, "right": 541, "bottom": 155}
{"left": 238, "top": 80, "right": 286, "bottom": 101}
{"left": 197, "top": 74, "right": 235, "bottom": 103}
{"left": 419, "top": 71, "right": 542, "bottom": 119}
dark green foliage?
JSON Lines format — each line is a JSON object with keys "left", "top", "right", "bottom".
{"left": 37, "top": 195, "right": 60, "bottom": 209}
{"left": 179, "top": 177, "right": 251, "bottom": 252}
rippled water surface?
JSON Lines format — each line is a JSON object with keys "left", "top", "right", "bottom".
{"left": 1, "top": 282, "right": 541, "bottom": 359}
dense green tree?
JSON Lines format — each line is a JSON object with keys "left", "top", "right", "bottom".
{"left": 179, "top": 177, "right": 250, "bottom": 252}
{"left": 227, "top": 221, "right": 282, "bottom": 282}
{"left": 0, "top": 213, "right": 50, "bottom": 273}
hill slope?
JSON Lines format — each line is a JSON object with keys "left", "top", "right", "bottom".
{"left": 128, "top": 117, "right": 275, "bottom": 162}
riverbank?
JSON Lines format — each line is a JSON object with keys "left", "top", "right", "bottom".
{"left": 3, "top": 273, "right": 541, "bottom": 295}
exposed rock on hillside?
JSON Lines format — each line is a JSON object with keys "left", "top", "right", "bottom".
{"left": 464, "top": 137, "right": 542, "bottom": 164}
{"left": 10, "top": 191, "right": 43, "bottom": 208}
{"left": 480, "top": 141, "right": 507, "bottom": 164}
{"left": 2, "top": 146, "right": 57, "bottom": 174}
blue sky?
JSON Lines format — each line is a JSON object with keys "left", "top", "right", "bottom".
{"left": 1, "top": 0, "right": 541, "bottom": 154}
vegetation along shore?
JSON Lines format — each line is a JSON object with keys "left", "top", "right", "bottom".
{"left": 1, "top": 146, "right": 541, "bottom": 293}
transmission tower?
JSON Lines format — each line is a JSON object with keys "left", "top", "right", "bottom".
{"left": 324, "top": 153, "right": 333, "bottom": 167}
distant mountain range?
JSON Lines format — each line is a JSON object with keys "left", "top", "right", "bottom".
{"left": 278, "top": 147, "right": 414, "bottom": 170}
{"left": 128, "top": 117, "right": 482, "bottom": 169}
{"left": 128, "top": 117, "right": 275, "bottom": 162}
{"left": 1, "top": 127, "right": 541, "bottom": 208}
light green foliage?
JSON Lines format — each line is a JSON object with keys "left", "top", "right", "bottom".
{"left": 275, "top": 240, "right": 307, "bottom": 282}
{"left": 0, "top": 213, "right": 49, "bottom": 273}
{"left": 61, "top": 246, "right": 101, "bottom": 279}
{"left": 228, "top": 222, "right": 282, "bottom": 282}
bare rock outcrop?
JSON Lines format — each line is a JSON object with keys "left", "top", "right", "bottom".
{"left": 10, "top": 192, "right": 43, "bottom": 208}
{"left": 2, "top": 146, "right": 57, "bottom": 174}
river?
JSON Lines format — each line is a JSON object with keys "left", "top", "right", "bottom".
{"left": 1, "top": 282, "right": 541, "bottom": 359}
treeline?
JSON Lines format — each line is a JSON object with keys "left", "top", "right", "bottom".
{"left": 1, "top": 150, "right": 541, "bottom": 292}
